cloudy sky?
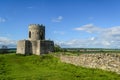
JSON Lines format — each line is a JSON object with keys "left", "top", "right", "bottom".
{"left": 0, "top": 0, "right": 120, "bottom": 48}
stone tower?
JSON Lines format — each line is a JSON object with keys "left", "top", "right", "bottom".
{"left": 29, "top": 24, "right": 45, "bottom": 40}
{"left": 17, "top": 24, "right": 54, "bottom": 55}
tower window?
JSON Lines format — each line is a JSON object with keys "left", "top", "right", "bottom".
{"left": 29, "top": 31, "right": 31, "bottom": 38}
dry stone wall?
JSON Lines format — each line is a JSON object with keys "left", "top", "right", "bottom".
{"left": 60, "top": 53, "right": 120, "bottom": 74}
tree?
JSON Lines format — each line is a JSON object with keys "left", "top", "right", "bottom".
{"left": 0, "top": 45, "right": 8, "bottom": 54}
{"left": 54, "top": 44, "right": 62, "bottom": 52}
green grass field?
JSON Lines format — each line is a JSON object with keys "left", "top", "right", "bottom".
{"left": 0, "top": 53, "right": 120, "bottom": 80}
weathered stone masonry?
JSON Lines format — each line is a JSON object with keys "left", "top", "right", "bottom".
{"left": 60, "top": 53, "right": 120, "bottom": 74}
{"left": 17, "top": 24, "right": 54, "bottom": 55}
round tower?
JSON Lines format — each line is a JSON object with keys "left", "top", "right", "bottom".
{"left": 28, "top": 24, "right": 45, "bottom": 40}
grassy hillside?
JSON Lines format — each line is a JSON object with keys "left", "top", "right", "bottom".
{"left": 0, "top": 53, "right": 120, "bottom": 80}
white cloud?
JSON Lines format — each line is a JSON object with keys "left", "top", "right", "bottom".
{"left": 74, "top": 24, "right": 101, "bottom": 33}
{"left": 53, "top": 31, "right": 65, "bottom": 35}
{"left": 55, "top": 39, "right": 95, "bottom": 48}
{"left": 90, "top": 37, "right": 96, "bottom": 41}
{"left": 52, "top": 16, "right": 63, "bottom": 22}
{"left": 0, "top": 37, "right": 16, "bottom": 48}
{"left": 0, "top": 17, "right": 6, "bottom": 23}
{"left": 55, "top": 24, "right": 120, "bottom": 48}
{"left": 55, "top": 38, "right": 113, "bottom": 48}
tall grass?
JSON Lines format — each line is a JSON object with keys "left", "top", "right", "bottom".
{"left": 0, "top": 53, "right": 120, "bottom": 80}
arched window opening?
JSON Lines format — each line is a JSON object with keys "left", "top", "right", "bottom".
{"left": 29, "top": 31, "right": 31, "bottom": 38}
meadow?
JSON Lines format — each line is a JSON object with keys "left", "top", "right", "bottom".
{"left": 0, "top": 53, "right": 120, "bottom": 80}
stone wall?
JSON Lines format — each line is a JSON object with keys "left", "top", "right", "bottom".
{"left": 60, "top": 53, "right": 120, "bottom": 74}
{"left": 17, "top": 40, "right": 27, "bottom": 54}
{"left": 38, "top": 40, "right": 54, "bottom": 55}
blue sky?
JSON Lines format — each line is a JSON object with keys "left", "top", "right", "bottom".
{"left": 0, "top": 0, "right": 120, "bottom": 48}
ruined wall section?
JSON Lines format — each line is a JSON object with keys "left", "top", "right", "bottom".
{"left": 40, "top": 40, "right": 54, "bottom": 54}
{"left": 17, "top": 40, "right": 31, "bottom": 55}
{"left": 36, "top": 40, "right": 41, "bottom": 55}
{"left": 17, "top": 40, "right": 26, "bottom": 54}
{"left": 30, "top": 41, "right": 37, "bottom": 54}
{"left": 60, "top": 53, "right": 120, "bottom": 74}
